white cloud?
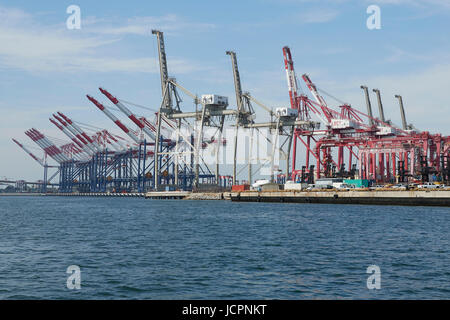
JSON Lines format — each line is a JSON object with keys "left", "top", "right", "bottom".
{"left": 296, "top": 8, "right": 340, "bottom": 23}
{"left": 89, "top": 14, "right": 215, "bottom": 36}
{"left": 0, "top": 53, "right": 197, "bottom": 74}
{"left": 274, "top": 0, "right": 450, "bottom": 9}
{"left": 0, "top": 26, "right": 116, "bottom": 58}
{"left": 0, "top": 6, "right": 31, "bottom": 25}
{"left": 370, "top": 0, "right": 450, "bottom": 8}
{"left": 0, "top": 6, "right": 211, "bottom": 73}
{"left": 383, "top": 46, "right": 441, "bottom": 63}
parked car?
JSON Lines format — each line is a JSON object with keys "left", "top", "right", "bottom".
{"left": 418, "top": 182, "right": 439, "bottom": 189}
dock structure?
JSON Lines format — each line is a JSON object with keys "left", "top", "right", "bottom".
{"left": 230, "top": 190, "right": 450, "bottom": 207}
{"left": 1, "top": 190, "right": 449, "bottom": 207}
{"left": 47, "top": 193, "right": 145, "bottom": 197}
{"left": 145, "top": 191, "right": 191, "bottom": 200}
{"left": 144, "top": 191, "right": 226, "bottom": 200}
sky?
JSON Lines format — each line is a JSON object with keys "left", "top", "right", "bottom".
{"left": 0, "top": 0, "right": 449, "bottom": 181}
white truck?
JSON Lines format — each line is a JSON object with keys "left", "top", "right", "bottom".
{"left": 333, "top": 182, "right": 352, "bottom": 190}
{"left": 418, "top": 182, "right": 439, "bottom": 189}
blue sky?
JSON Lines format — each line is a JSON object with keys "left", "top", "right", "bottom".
{"left": 1, "top": 0, "right": 449, "bottom": 181}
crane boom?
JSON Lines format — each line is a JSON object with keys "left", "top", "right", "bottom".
{"left": 395, "top": 95, "right": 409, "bottom": 130}
{"left": 152, "top": 29, "right": 172, "bottom": 109}
{"left": 360, "top": 86, "right": 375, "bottom": 126}
{"left": 104, "top": 130, "right": 127, "bottom": 150}
{"left": 301, "top": 74, "right": 330, "bottom": 125}
{"left": 25, "top": 129, "right": 69, "bottom": 163}
{"left": 243, "top": 93, "right": 272, "bottom": 115}
{"left": 302, "top": 74, "right": 327, "bottom": 109}
{"left": 57, "top": 112, "right": 103, "bottom": 152}
{"left": 282, "top": 46, "right": 299, "bottom": 110}
{"left": 372, "top": 89, "right": 386, "bottom": 123}
{"left": 87, "top": 95, "right": 142, "bottom": 144}
{"left": 61, "top": 143, "right": 84, "bottom": 161}
{"left": 37, "top": 129, "right": 71, "bottom": 162}
{"left": 12, "top": 138, "right": 45, "bottom": 166}
{"left": 226, "top": 51, "right": 243, "bottom": 112}
{"left": 49, "top": 118, "right": 93, "bottom": 156}
{"left": 27, "top": 129, "right": 64, "bottom": 162}
{"left": 53, "top": 114, "right": 97, "bottom": 154}
{"left": 99, "top": 88, "right": 157, "bottom": 141}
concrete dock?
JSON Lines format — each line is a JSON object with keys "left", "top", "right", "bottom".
{"left": 145, "top": 191, "right": 191, "bottom": 199}
{"left": 229, "top": 190, "right": 450, "bottom": 207}
{"left": 2, "top": 190, "right": 449, "bottom": 207}
{"left": 144, "top": 191, "right": 230, "bottom": 200}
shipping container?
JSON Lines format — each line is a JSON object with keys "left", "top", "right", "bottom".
{"left": 231, "top": 184, "right": 250, "bottom": 192}
{"left": 344, "top": 179, "right": 369, "bottom": 188}
{"left": 284, "top": 182, "right": 307, "bottom": 191}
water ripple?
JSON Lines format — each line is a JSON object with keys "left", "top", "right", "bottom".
{"left": 0, "top": 196, "right": 449, "bottom": 299}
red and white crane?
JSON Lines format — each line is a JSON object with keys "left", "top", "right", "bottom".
{"left": 282, "top": 46, "right": 300, "bottom": 112}
{"left": 12, "top": 138, "right": 45, "bottom": 167}
{"left": 99, "top": 88, "right": 158, "bottom": 142}
{"left": 49, "top": 117, "right": 94, "bottom": 157}
{"left": 60, "top": 142, "right": 85, "bottom": 161}
{"left": 57, "top": 112, "right": 103, "bottom": 153}
{"left": 53, "top": 114, "right": 98, "bottom": 154}
{"left": 25, "top": 128, "right": 70, "bottom": 163}
{"left": 86, "top": 95, "right": 142, "bottom": 145}
{"left": 301, "top": 74, "right": 334, "bottom": 125}
{"left": 91, "top": 130, "right": 123, "bottom": 152}
{"left": 103, "top": 130, "right": 128, "bottom": 150}
{"left": 25, "top": 129, "right": 62, "bottom": 163}
{"left": 282, "top": 46, "right": 331, "bottom": 126}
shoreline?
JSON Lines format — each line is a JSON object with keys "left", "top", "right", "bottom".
{"left": 1, "top": 190, "right": 449, "bottom": 207}
{"left": 229, "top": 190, "right": 450, "bottom": 207}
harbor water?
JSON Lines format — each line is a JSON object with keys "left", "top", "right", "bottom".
{"left": 0, "top": 196, "right": 449, "bottom": 299}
